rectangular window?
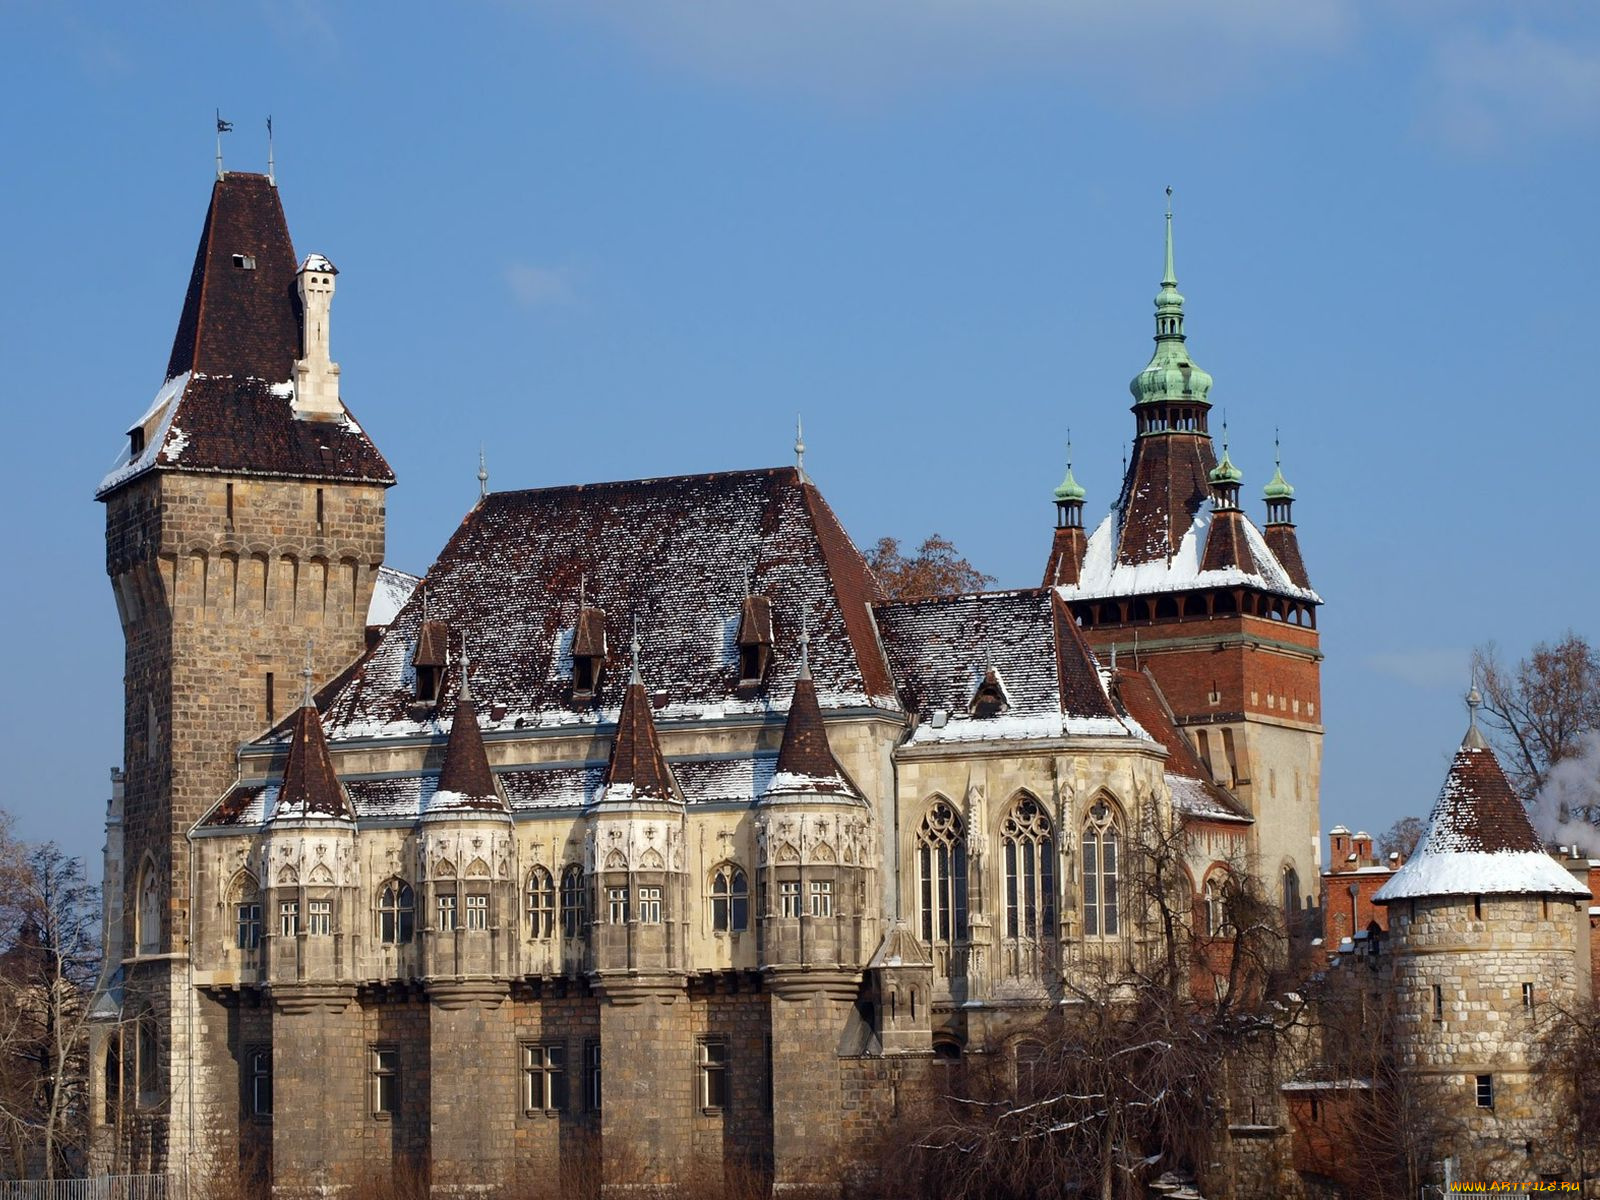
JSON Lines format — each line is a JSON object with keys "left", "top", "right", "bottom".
{"left": 247, "top": 1047, "right": 272, "bottom": 1117}
{"left": 608, "top": 887, "right": 629, "bottom": 924}
{"left": 780, "top": 880, "right": 801, "bottom": 919}
{"left": 698, "top": 1037, "right": 729, "bottom": 1112}
{"left": 226, "top": 482, "right": 235, "bottom": 526}
{"left": 236, "top": 903, "right": 262, "bottom": 951}
{"left": 1523, "top": 982, "right": 1535, "bottom": 1011}
{"left": 371, "top": 1047, "right": 400, "bottom": 1117}
{"left": 265, "top": 672, "right": 275, "bottom": 724}
{"left": 316, "top": 487, "right": 325, "bottom": 528}
{"left": 279, "top": 901, "right": 299, "bottom": 938}
{"left": 307, "top": 899, "right": 332, "bottom": 936}
{"left": 522, "top": 1043, "right": 567, "bottom": 1114}
{"left": 1432, "top": 984, "right": 1443, "bottom": 1021}
{"left": 638, "top": 886, "right": 662, "bottom": 924}
{"left": 1475, "top": 1073, "right": 1494, "bottom": 1108}
{"left": 437, "top": 893, "right": 457, "bottom": 932}
{"left": 465, "top": 893, "right": 489, "bottom": 930}
{"left": 584, "top": 1040, "right": 602, "bottom": 1113}
{"left": 809, "top": 879, "right": 833, "bottom": 918}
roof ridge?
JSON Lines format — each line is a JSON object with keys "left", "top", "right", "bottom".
{"left": 481, "top": 465, "right": 799, "bottom": 500}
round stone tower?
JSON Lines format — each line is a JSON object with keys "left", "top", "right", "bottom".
{"left": 1373, "top": 692, "right": 1591, "bottom": 1181}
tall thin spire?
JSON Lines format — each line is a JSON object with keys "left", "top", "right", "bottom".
{"left": 215, "top": 110, "right": 233, "bottom": 180}
{"left": 798, "top": 612, "right": 812, "bottom": 681}
{"left": 1162, "top": 185, "right": 1176, "bottom": 288}
{"left": 1463, "top": 681, "right": 1488, "bottom": 750}
{"left": 794, "top": 415, "right": 807, "bottom": 479}
{"left": 629, "top": 615, "right": 643, "bottom": 686}
{"left": 459, "top": 635, "right": 474, "bottom": 702}
{"left": 266, "top": 115, "right": 275, "bottom": 185}
{"left": 477, "top": 446, "right": 489, "bottom": 499}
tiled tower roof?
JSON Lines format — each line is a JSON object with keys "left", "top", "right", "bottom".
{"left": 767, "top": 639, "right": 861, "bottom": 799}
{"left": 431, "top": 658, "right": 505, "bottom": 814}
{"left": 602, "top": 655, "right": 678, "bottom": 804}
{"left": 1375, "top": 711, "right": 1588, "bottom": 902}
{"left": 271, "top": 702, "right": 354, "bottom": 822}
{"left": 96, "top": 172, "right": 393, "bottom": 498}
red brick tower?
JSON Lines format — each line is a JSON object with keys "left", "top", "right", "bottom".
{"left": 1045, "top": 198, "right": 1323, "bottom": 929}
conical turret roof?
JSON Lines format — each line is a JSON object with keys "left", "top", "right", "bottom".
{"left": 1375, "top": 701, "right": 1587, "bottom": 902}
{"left": 429, "top": 655, "right": 507, "bottom": 815}
{"left": 271, "top": 702, "right": 354, "bottom": 822}
{"left": 600, "top": 641, "right": 678, "bottom": 803}
{"left": 766, "top": 642, "right": 862, "bottom": 800}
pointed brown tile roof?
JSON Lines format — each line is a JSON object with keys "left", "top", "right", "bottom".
{"left": 1114, "top": 432, "right": 1216, "bottom": 566}
{"left": 603, "top": 679, "right": 677, "bottom": 802}
{"left": 97, "top": 173, "right": 393, "bottom": 499}
{"left": 1043, "top": 526, "right": 1087, "bottom": 587}
{"left": 769, "top": 662, "right": 860, "bottom": 799}
{"left": 414, "top": 619, "right": 450, "bottom": 668}
{"left": 1199, "top": 509, "right": 1260, "bottom": 575}
{"left": 1111, "top": 667, "right": 1251, "bottom": 825}
{"left": 1263, "top": 524, "right": 1312, "bottom": 590}
{"left": 1375, "top": 731, "right": 1588, "bottom": 902}
{"left": 272, "top": 703, "right": 353, "bottom": 821}
{"left": 433, "top": 668, "right": 504, "bottom": 812}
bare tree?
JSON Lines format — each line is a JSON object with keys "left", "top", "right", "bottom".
{"left": 0, "top": 842, "right": 101, "bottom": 1179}
{"left": 1378, "top": 816, "right": 1425, "bottom": 861}
{"left": 1531, "top": 995, "right": 1600, "bottom": 1186}
{"left": 866, "top": 535, "right": 995, "bottom": 601}
{"left": 1473, "top": 633, "right": 1600, "bottom": 798}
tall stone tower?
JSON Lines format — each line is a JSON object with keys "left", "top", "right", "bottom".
{"left": 94, "top": 171, "right": 393, "bottom": 1170}
{"left": 1373, "top": 695, "right": 1591, "bottom": 1181}
{"left": 1044, "top": 201, "right": 1323, "bottom": 928}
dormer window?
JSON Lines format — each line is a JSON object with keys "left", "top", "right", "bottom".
{"left": 128, "top": 427, "right": 145, "bottom": 456}
{"left": 572, "top": 608, "right": 607, "bottom": 700}
{"left": 413, "top": 619, "right": 449, "bottom": 704}
{"left": 232, "top": 253, "right": 257, "bottom": 270}
{"left": 970, "top": 667, "right": 1010, "bottom": 719}
{"left": 736, "top": 595, "right": 774, "bottom": 686}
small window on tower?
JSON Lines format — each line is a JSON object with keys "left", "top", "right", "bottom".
{"left": 232, "top": 254, "right": 257, "bottom": 270}
{"left": 129, "top": 427, "right": 145, "bottom": 456}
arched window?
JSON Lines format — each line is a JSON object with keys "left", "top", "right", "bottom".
{"left": 1282, "top": 867, "right": 1301, "bottom": 917}
{"left": 1204, "top": 874, "right": 1229, "bottom": 938}
{"left": 560, "top": 865, "right": 586, "bottom": 939}
{"left": 916, "top": 801, "right": 968, "bottom": 945}
{"left": 1001, "top": 797, "right": 1055, "bottom": 940}
{"left": 1081, "top": 800, "right": 1119, "bottom": 939}
{"left": 528, "top": 867, "right": 556, "bottom": 940}
{"left": 710, "top": 863, "right": 749, "bottom": 933}
{"left": 378, "top": 880, "right": 415, "bottom": 945}
{"left": 137, "top": 863, "right": 161, "bottom": 955}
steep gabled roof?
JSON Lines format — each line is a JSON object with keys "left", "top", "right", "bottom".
{"left": 96, "top": 173, "right": 393, "bottom": 498}
{"left": 875, "top": 588, "right": 1134, "bottom": 746}
{"left": 312, "top": 467, "right": 897, "bottom": 742}
{"left": 271, "top": 703, "right": 353, "bottom": 822}
{"left": 1375, "top": 735, "right": 1588, "bottom": 902}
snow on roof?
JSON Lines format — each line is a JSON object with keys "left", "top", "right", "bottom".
{"left": 198, "top": 753, "right": 783, "bottom": 828}
{"left": 97, "top": 372, "right": 190, "bottom": 494}
{"left": 367, "top": 566, "right": 419, "bottom": 628}
{"left": 1375, "top": 744, "right": 1590, "bottom": 902}
{"left": 1055, "top": 507, "right": 1320, "bottom": 605}
{"left": 874, "top": 589, "right": 1137, "bottom": 748}
{"left": 312, "top": 468, "right": 895, "bottom": 743}
{"left": 299, "top": 253, "right": 336, "bottom": 274}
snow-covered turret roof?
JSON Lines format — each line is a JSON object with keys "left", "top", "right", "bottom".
{"left": 1374, "top": 718, "right": 1588, "bottom": 903}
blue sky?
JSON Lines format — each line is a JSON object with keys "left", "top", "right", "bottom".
{"left": 2, "top": 1, "right": 1597, "bottom": 871}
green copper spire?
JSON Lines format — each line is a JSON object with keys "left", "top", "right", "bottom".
{"left": 1129, "top": 188, "right": 1213, "bottom": 410}
{"left": 1053, "top": 434, "right": 1087, "bottom": 503}
{"left": 1209, "top": 426, "right": 1242, "bottom": 486}
{"left": 1262, "top": 432, "right": 1294, "bottom": 499}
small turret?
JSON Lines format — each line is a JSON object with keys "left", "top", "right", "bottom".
{"left": 428, "top": 644, "right": 507, "bottom": 816}
{"left": 1043, "top": 440, "right": 1089, "bottom": 587}
{"left": 1200, "top": 430, "right": 1257, "bottom": 574}
{"left": 292, "top": 252, "right": 343, "bottom": 419}
{"left": 1260, "top": 437, "right": 1313, "bottom": 589}
{"left": 1208, "top": 432, "right": 1243, "bottom": 512}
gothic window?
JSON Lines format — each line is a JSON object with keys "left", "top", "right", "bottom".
{"left": 307, "top": 899, "right": 332, "bottom": 937}
{"left": 103, "top": 1043, "right": 120, "bottom": 1126}
{"left": 278, "top": 900, "right": 299, "bottom": 939}
{"left": 560, "top": 866, "right": 586, "bottom": 937}
{"left": 1001, "top": 797, "right": 1055, "bottom": 940}
{"left": 1203, "top": 875, "right": 1228, "bottom": 938}
{"left": 1282, "top": 867, "right": 1301, "bottom": 918}
{"left": 378, "top": 880, "right": 415, "bottom": 944}
{"left": 697, "top": 1037, "right": 729, "bottom": 1112}
{"left": 137, "top": 1015, "right": 160, "bottom": 1106}
{"left": 247, "top": 1047, "right": 272, "bottom": 1118}
{"left": 710, "top": 864, "right": 749, "bottom": 933}
{"left": 607, "top": 887, "right": 629, "bottom": 924}
{"left": 637, "top": 887, "right": 662, "bottom": 924}
{"left": 779, "top": 880, "right": 801, "bottom": 919}
{"left": 916, "top": 801, "right": 968, "bottom": 945}
{"left": 234, "top": 877, "right": 262, "bottom": 953}
{"left": 810, "top": 879, "right": 833, "bottom": 918}
{"left": 1082, "top": 800, "right": 1120, "bottom": 939}
{"left": 137, "top": 864, "right": 160, "bottom": 955}
{"left": 370, "top": 1046, "right": 400, "bottom": 1117}
{"left": 522, "top": 1043, "right": 567, "bottom": 1114}
{"left": 465, "top": 893, "right": 489, "bottom": 930}
{"left": 528, "top": 868, "right": 556, "bottom": 940}
{"left": 437, "top": 892, "right": 457, "bottom": 933}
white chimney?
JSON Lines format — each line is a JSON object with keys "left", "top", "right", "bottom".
{"left": 292, "top": 253, "right": 343, "bottom": 419}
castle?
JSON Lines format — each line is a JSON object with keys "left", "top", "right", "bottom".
{"left": 87, "top": 167, "right": 1367, "bottom": 1196}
